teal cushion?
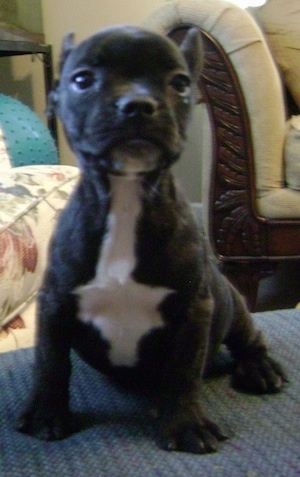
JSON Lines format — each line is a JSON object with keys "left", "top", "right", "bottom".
{"left": 0, "top": 94, "right": 58, "bottom": 167}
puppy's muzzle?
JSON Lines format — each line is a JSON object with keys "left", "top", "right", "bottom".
{"left": 110, "top": 93, "right": 163, "bottom": 176}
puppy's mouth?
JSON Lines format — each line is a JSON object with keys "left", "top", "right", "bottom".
{"left": 108, "top": 139, "right": 163, "bottom": 176}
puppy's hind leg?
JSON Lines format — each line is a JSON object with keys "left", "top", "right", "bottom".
{"left": 224, "top": 287, "right": 288, "bottom": 394}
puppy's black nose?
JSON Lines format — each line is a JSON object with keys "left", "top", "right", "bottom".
{"left": 117, "top": 96, "right": 158, "bottom": 118}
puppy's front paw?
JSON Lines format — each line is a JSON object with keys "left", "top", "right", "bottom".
{"left": 17, "top": 397, "right": 80, "bottom": 441}
{"left": 159, "top": 402, "right": 228, "bottom": 454}
{"left": 232, "top": 355, "right": 288, "bottom": 394}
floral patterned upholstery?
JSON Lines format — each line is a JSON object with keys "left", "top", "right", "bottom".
{"left": 0, "top": 129, "right": 79, "bottom": 328}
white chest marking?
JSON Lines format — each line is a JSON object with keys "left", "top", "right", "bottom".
{"left": 75, "top": 174, "right": 172, "bottom": 367}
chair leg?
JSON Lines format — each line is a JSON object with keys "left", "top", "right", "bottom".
{"left": 220, "top": 261, "right": 277, "bottom": 312}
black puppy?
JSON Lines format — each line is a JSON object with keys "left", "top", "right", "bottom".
{"left": 17, "top": 26, "right": 286, "bottom": 454}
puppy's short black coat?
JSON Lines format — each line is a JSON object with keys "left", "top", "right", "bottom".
{"left": 17, "top": 26, "right": 287, "bottom": 454}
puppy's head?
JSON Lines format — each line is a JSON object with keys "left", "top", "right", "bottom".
{"left": 49, "top": 26, "right": 203, "bottom": 176}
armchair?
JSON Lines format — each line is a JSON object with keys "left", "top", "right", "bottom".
{"left": 0, "top": 94, "right": 79, "bottom": 330}
{"left": 145, "top": 0, "right": 300, "bottom": 310}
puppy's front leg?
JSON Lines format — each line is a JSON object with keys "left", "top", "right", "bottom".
{"left": 158, "top": 295, "right": 227, "bottom": 454}
{"left": 17, "top": 293, "right": 78, "bottom": 441}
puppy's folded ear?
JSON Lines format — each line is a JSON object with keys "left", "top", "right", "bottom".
{"left": 59, "top": 32, "right": 76, "bottom": 72}
{"left": 46, "top": 33, "right": 75, "bottom": 118}
{"left": 180, "top": 28, "right": 203, "bottom": 83}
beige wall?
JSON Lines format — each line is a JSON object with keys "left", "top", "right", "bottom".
{"left": 42, "top": 0, "right": 165, "bottom": 56}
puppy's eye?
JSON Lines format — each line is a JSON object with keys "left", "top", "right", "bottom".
{"left": 170, "top": 74, "right": 191, "bottom": 96}
{"left": 71, "top": 71, "right": 95, "bottom": 91}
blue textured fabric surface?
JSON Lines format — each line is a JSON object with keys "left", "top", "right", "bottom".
{"left": 0, "top": 94, "right": 58, "bottom": 167}
{"left": 0, "top": 309, "right": 299, "bottom": 477}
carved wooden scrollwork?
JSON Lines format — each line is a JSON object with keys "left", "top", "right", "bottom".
{"left": 169, "top": 26, "right": 300, "bottom": 261}
{"left": 200, "top": 33, "right": 267, "bottom": 258}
